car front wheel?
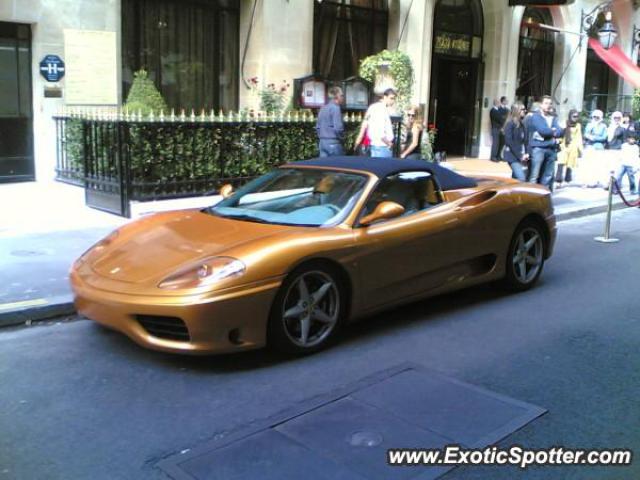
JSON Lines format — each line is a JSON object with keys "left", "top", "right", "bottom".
{"left": 269, "top": 264, "right": 345, "bottom": 354}
{"left": 504, "top": 220, "right": 545, "bottom": 291}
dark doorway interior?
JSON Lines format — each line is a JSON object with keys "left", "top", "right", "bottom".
{"left": 430, "top": 58, "right": 478, "bottom": 156}
{"left": 583, "top": 47, "right": 612, "bottom": 113}
{"left": 0, "top": 22, "right": 33, "bottom": 183}
{"left": 430, "top": 0, "right": 484, "bottom": 157}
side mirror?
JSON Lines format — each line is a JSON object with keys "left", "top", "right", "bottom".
{"left": 219, "top": 184, "right": 234, "bottom": 199}
{"left": 359, "top": 201, "right": 405, "bottom": 226}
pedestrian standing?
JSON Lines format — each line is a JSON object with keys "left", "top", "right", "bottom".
{"left": 400, "top": 106, "right": 424, "bottom": 159}
{"left": 582, "top": 110, "right": 608, "bottom": 187}
{"left": 502, "top": 102, "right": 529, "bottom": 181}
{"left": 621, "top": 112, "right": 636, "bottom": 137}
{"left": 603, "top": 111, "right": 626, "bottom": 187}
{"left": 583, "top": 109, "right": 607, "bottom": 149}
{"left": 316, "top": 86, "right": 345, "bottom": 157}
{"left": 613, "top": 132, "right": 639, "bottom": 194}
{"left": 363, "top": 88, "right": 397, "bottom": 158}
{"left": 490, "top": 96, "right": 509, "bottom": 161}
{"left": 527, "top": 95, "right": 564, "bottom": 189}
{"left": 555, "top": 109, "right": 583, "bottom": 187}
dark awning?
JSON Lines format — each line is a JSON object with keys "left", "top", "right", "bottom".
{"left": 589, "top": 38, "right": 640, "bottom": 89}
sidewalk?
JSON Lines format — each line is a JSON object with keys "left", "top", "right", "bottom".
{"left": 447, "top": 156, "right": 630, "bottom": 220}
{"left": 0, "top": 160, "right": 633, "bottom": 328}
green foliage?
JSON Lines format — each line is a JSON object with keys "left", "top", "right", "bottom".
{"left": 124, "top": 70, "right": 169, "bottom": 116}
{"left": 359, "top": 50, "right": 414, "bottom": 109}
{"left": 633, "top": 89, "right": 640, "bottom": 120}
{"left": 60, "top": 118, "right": 360, "bottom": 200}
{"left": 421, "top": 126, "right": 437, "bottom": 161}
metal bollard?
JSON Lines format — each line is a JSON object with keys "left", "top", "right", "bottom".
{"left": 594, "top": 175, "right": 619, "bottom": 243}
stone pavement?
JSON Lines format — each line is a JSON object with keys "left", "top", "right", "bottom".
{"left": 0, "top": 158, "right": 634, "bottom": 328}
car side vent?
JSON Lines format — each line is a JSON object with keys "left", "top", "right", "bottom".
{"left": 457, "top": 190, "right": 497, "bottom": 209}
{"left": 136, "top": 315, "right": 190, "bottom": 342}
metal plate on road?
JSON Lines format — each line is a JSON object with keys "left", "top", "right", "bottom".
{"left": 158, "top": 364, "right": 546, "bottom": 480}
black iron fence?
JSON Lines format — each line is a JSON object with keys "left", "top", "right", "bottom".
{"left": 54, "top": 111, "right": 401, "bottom": 217}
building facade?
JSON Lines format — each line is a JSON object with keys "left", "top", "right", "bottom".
{"left": 1, "top": 0, "right": 640, "bottom": 184}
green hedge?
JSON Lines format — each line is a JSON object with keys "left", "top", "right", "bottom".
{"left": 58, "top": 118, "right": 361, "bottom": 198}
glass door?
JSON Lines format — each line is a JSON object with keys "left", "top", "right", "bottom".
{"left": 0, "top": 22, "right": 33, "bottom": 183}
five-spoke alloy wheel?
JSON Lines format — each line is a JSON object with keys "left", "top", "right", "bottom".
{"left": 269, "top": 264, "right": 345, "bottom": 354}
{"left": 504, "top": 220, "right": 546, "bottom": 291}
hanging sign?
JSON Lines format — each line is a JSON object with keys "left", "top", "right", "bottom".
{"left": 434, "top": 32, "right": 471, "bottom": 57}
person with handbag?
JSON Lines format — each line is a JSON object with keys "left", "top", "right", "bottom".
{"left": 353, "top": 119, "right": 371, "bottom": 156}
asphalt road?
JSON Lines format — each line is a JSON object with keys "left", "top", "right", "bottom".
{"left": 1, "top": 208, "right": 639, "bottom": 480}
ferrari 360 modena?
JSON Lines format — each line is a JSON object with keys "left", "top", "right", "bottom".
{"left": 70, "top": 156, "right": 556, "bottom": 355}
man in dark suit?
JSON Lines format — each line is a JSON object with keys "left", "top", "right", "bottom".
{"left": 490, "top": 96, "right": 509, "bottom": 161}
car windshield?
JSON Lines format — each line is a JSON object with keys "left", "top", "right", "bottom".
{"left": 207, "top": 168, "right": 369, "bottom": 227}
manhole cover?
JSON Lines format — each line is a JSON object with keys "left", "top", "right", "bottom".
{"left": 160, "top": 364, "right": 546, "bottom": 480}
{"left": 11, "top": 249, "right": 49, "bottom": 257}
{"left": 348, "top": 431, "right": 383, "bottom": 447}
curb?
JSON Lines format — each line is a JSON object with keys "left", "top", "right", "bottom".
{"left": 0, "top": 201, "right": 634, "bottom": 330}
{"left": 555, "top": 201, "right": 627, "bottom": 222}
{"left": 0, "top": 295, "right": 75, "bottom": 329}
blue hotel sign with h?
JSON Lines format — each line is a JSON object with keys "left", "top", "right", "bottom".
{"left": 39, "top": 55, "right": 65, "bottom": 82}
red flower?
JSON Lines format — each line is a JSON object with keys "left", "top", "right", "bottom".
{"left": 428, "top": 123, "right": 436, "bottom": 130}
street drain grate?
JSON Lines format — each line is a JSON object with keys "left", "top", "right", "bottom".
{"left": 158, "top": 363, "right": 546, "bottom": 480}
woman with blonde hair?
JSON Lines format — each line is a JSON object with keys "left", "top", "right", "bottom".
{"left": 400, "top": 106, "right": 424, "bottom": 159}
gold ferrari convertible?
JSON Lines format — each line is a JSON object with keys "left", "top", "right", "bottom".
{"left": 71, "top": 157, "right": 556, "bottom": 355}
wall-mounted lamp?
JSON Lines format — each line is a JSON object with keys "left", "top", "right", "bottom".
{"left": 580, "top": 2, "right": 617, "bottom": 50}
{"left": 633, "top": 25, "right": 640, "bottom": 54}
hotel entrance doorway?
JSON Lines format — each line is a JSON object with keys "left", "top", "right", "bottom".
{"left": 0, "top": 22, "right": 33, "bottom": 183}
{"left": 428, "top": 0, "right": 483, "bottom": 157}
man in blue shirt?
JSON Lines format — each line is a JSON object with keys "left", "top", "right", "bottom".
{"left": 316, "top": 86, "right": 345, "bottom": 157}
{"left": 527, "top": 95, "right": 564, "bottom": 189}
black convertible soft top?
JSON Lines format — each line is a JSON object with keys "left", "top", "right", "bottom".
{"left": 285, "top": 156, "right": 477, "bottom": 191}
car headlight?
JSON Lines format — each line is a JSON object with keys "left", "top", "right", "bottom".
{"left": 158, "top": 256, "right": 246, "bottom": 290}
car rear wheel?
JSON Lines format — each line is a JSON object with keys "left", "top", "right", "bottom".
{"left": 269, "top": 264, "right": 345, "bottom": 354}
{"left": 504, "top": 220, "right": 545, "bottom": 291}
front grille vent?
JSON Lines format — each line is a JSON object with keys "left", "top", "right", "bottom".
{"left": 136, "top": 315, "right": 190, "bottom": 342}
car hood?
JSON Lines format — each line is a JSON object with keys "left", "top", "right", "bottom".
{"left": 89, "top": 210, "right": 297, "bottom": 284}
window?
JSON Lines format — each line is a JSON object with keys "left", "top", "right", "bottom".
{"left": 210, "top": 168, "right": 368, "bottom": 227}
{"left": 313, "top": 0, "right": 388, "bottom": 80}
{"left": 516, "top": 8, "right": 554, "bottom": 105}
{"left": 583, "top": 47, "right": 611, "bottom": 113}
{"left": 122, "top": 0, "right": 239, "bottom": 112}
{"left": 361, "top": 171, "right": 442, "bottom": 220}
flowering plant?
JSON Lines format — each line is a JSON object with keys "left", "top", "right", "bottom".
{"left": 248, "top": 77, "right": 291, "bottom": 115}
{"left": 421, "top": 123, "right": 438, "bottom": 161}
